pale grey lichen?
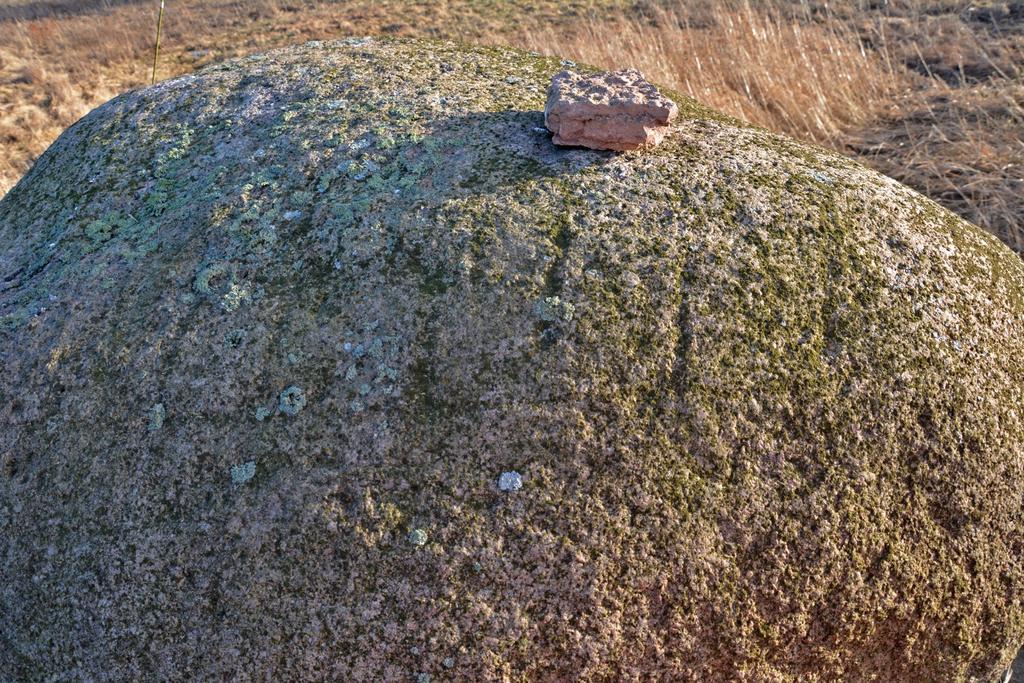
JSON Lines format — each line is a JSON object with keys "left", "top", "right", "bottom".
{"left": 147, "top": 403, "right": 165, "bottom": 432}
{"left": 162, "top": 123, "right": 195, "bottom": 161}
{"left": 368, "top": 337, "right": 384, "bottom": 358}
{"left": 534, "top": 296, "right": 576, "bottom": 323}
{"left": 84, "top": 218, "right": 115, "bottom": 245}
{"left": 254, "top": 406, "right": 272, "bottom": 422}
{"left": 498, "top": 471, "right": 523, "bottom": 492}
{"left": 224, "top": 329, "right": 246, "bottom": 348}
{"left": 278, "top": 386, "right": 307, "bottom": 415}
{"left": 230, "top": 460, "right": 256, "bottom": 485}
{"left": 82, "top": 211, "right": 151, "bottom": 257}
{"left": 193, "top": 262, "right": 229, "bottom": 295}
{"left": 341, "top": 36, "right": 373, "bottom": 47}
{"left": 220, "top": 282, "right": 250, "bottom": 311}
{"left": 408, "top": 529, "right": 428, "bottom": 546}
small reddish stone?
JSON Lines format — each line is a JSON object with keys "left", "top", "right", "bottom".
{"left": 544, "top": 68, "right": 678, "bottom": 151}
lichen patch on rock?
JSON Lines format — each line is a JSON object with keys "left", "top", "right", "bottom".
{"left": 498, "top": 471, "right": 523, "bottom": 492}
{"left": 278, "top": 385, "right": 307, "bottom": 415}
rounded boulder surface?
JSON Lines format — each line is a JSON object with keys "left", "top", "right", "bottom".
{"left": 2, "top": 38, "right": 1024, "bottom": 682}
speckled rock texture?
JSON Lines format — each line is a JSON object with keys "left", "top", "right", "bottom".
{"left": 2, "top": 38, "right": 1024, "bottom": 683}
{"left": 544, "top": 68, "right": 678, "bottom": 150}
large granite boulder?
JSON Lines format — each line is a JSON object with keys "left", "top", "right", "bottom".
{"left": 2, "top": 38, "right": 1023, "bottom": 682}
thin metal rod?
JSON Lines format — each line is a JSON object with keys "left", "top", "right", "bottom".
{"left": 151, "top": 0, "right": 165, "bottom": 85}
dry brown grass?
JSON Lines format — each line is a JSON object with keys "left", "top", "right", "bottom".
{"left": 851, "top": 82, "right": 1024, "bottom": 253}
{"left": 1, "top": 0, "right": 1022, "bottom": 253}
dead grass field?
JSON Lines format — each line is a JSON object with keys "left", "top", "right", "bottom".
{"left": 1, "top": 0, "right": 1022, "bottom": 253}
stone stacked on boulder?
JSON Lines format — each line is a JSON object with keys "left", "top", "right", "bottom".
{"left": 2, "top": 38, "right": 1024, "bottom": 683}
{"left": 544, "top": 67, "right": 679, "bottom": 150}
